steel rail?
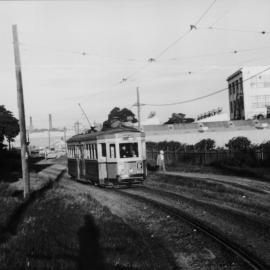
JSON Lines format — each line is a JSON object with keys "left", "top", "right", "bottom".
{"left": 114, "top": 188, "right": 268, "bottom": 270}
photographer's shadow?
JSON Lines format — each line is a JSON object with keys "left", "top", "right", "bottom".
{"left": 77, "top": 215, "right": 106, "bottom": 270}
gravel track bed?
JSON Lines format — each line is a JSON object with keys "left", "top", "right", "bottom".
{"left": 147, "top": 174, "right": 270, "bottom": 219}
{"left": 78, "top": 182, "right": 253, "bottom": 269}
{"left": 121, "top": 186, "right": 270, "bottom": 268}
{"left": 163, "top": 172, "right": 270, "bottom": 194}
{"left": 143, "top": 185, "right": 270, "bottom": 229}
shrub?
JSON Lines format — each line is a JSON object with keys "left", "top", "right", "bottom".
{"left": 225, "top": 136, "right": 251, "bottom": 151}
{"left": 195, "top": 138, "right": 215, "bottom": 151}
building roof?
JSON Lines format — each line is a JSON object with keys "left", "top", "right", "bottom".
{"left": 227, "top": 68, "right": 242, "bottom": 81}
{"left": 67, "top": 126, "right": 141, "bottom": 143}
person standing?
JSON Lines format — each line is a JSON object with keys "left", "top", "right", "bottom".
{"left": 157, "top": 150, "right": 166, "bottom": 172}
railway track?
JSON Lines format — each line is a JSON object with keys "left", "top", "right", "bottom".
{"left": 141, "top": 185, "right": 270, "bottom": 229}
{"left": 113, "top": 186, "right": 269, "bottom": 270}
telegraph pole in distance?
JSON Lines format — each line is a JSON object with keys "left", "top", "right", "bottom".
{"left": 12, "top": 25, "right": 30, "bottom": 199}
{"left": 63, "top": 127, "right": 67, "bottom": 153}
{"left": 48, "top": 114, "right": 51, "bottom": 150}
{"left": 136, "top": 87, "right": 141, "bottom": 131}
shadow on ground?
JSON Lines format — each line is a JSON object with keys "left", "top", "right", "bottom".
{"left": 77, "top": 215, "right": 106, "bottom": 270}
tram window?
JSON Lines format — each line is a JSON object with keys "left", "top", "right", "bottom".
{"left": 109, "top": 144, "right": 116, "bottom": 158}
{"left": 119, "top": 143, "right": 138, "bottom": 158}
{"left": 101, "top": 143, "right": 106, "bottom": 157}
{"left": 86, "top": 145, "right": 90, "bottom": 159}
{"left": 94, "top": 144, "right": 97, "bottom": 159}
{"left": 90, "top": 144, "right": 93, "bottom": 159}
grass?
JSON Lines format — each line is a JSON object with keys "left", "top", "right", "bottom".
{"left": 0, "top": 183, "right": 22, "bottom": 238}
{"left": 165, "top": 161, "right": 270, "bottom": 182}
{"left": 0, "top": 182, "right": 162, "bottom": 270}
{"left": 147, "top": 173, "right": 244, "bottom": 196}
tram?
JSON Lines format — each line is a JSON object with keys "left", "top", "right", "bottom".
{"left": 66, "top": 126, "right": 147, "bottom": 186}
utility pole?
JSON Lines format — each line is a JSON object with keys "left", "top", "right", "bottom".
{"left": 49, "top": 113, "right": 53, "bottom": 130}
{"left": 48, "top": 114, "right": 51, "bottom": 150}
{"left": 12, "top": 25, "right": 30, "bottom": 199}
{"left": 63, "top": 127, "right": 67, "bottom": 153}
{"left": 136, "top": 87, "right": 141, "bottom": 131}
{"left": 29, "top": 116, "right": 33, "bottom": 132}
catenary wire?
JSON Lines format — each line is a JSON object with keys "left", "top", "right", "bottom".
{"left": 209, "top": 0, "right": 239, "bottom": 27}
{"left": 120, "top": 0, "right": 218, "bottom": 83}
{"left": 141, "top": 66, "right": 270, "bottom": 107}
{"left": 200, "top": 26, "right": 269, "bottom": 34}
{"left": 162, "top": 46, "right": 270, "bottom": 62}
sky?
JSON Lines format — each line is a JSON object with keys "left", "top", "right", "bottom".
{"left": 1, "top": 0, "right": 270, "bottom": 130}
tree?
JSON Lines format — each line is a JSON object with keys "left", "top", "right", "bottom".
{"left": 195, "top": 138, "right": 216, "bottom": 151}
{"left": 0, "top": 105, "right": 20, "bottom": 150}
{"left": 225, "top": 136, "right": 251, "bottom": 151}
{"left": 260, "top": 140, "right": 270, "bottom": 150}
{"left": 102, "top": 107, "right": 138, "bottom": 130}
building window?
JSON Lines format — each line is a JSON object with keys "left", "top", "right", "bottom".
{"left": 229, "top": 84, "right": 232, "bottom": 95}
{"left": 250, "top": 75, "right": 270, "bottom": 88}
{"left": 239, "top": 78, "right": 243, "bottom": 94}
{"left": 252, "top": 95, "right": 270, "bottom": 108}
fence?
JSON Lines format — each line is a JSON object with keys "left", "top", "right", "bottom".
{"left": 147, "top": 148, "right": 270, "bottom": 166}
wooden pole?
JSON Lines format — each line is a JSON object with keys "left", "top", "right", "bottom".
{"left": 63, "top": 127, "right": 67, "bottom": 153}
{"left": 12, "top": 25, "right": 30, "bottom": 199}
{"left": 136, "top": 87, "right": 141, "bottom": 131}
{"left": 48, "top": 114, "right": 51, "bottom": 150}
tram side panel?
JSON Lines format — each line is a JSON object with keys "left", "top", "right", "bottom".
{"left": 98, "top": 162, "right": 107, "bottom": 185}
{"left": 107, "top": 162, "right": 118, "bottom": 181}
{"left": 85, "top": 160, "right": 99, "bottom": 182}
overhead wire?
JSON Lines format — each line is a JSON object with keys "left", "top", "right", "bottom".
{"left": 162, "top": 45, "right": 270, "bottom": 62}
{"left": 141, "top": 65, "right": 270, "bottom": 107}
{"left": 119, "top": 0, "right": 218, "bottom": 83}
{"left": 19, "top": 42, "right": 141, "bottom": 64}
{"left": 200, "top": 26, "right": 269, "bottom": 35}
{"left": 193, "top": 0, "right": 218, "bottom": 26}
{"left": 208, "top": 0, "right": 239, "bottom": 27}
{"left": 18, "top": 1, "right": 270, "bottom": 108}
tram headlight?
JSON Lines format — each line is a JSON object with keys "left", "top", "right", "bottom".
{"left": 118, "top": 163, "right": 125, "bottom": 174}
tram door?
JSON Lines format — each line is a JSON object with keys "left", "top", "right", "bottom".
{"left": 76, "top": 145, "right": 85, "bottom": 179}
{"left": 98, "top": 143, "right": 108, "bottom": 184}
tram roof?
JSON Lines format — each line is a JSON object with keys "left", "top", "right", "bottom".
{"left": 67, "top": 127, "right": 143, "bottom": 143}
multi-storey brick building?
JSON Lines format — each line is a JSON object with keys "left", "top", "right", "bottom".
{"left": 227, "top": 67, "right": 270, "bottom": 120}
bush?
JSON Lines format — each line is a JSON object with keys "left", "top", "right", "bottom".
{"left": 0, "top": 149, "right": 21, "bottom": 182}
{"left": 146, "top": 160, "right": 159, "bottom": 171}
{"left": 195, "top": 138, "right": 215, "bottom": 151}
{"left": 226, "top": 136, "right": 251, "bottom": 151}
{"left": 146, "top": 141, "right": 188, "bottom": 151}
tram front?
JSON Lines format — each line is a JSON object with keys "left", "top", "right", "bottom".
{"left": 116, "top": 133, "right": 146, "bottom": 184}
